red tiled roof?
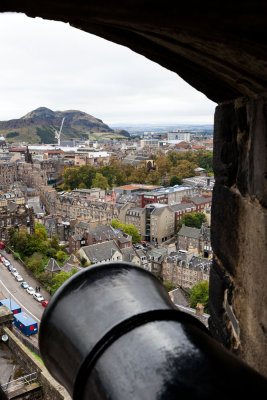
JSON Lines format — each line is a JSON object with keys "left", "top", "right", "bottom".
{"left": 116, "top": 184, "right": 160, "bottom": 190}
{"left": 9, "top": 148, "right": 27, "bottom": 152}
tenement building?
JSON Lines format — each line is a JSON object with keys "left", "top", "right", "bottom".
{"left": 0, "top": 201, "right": 35, "bottom": 242}
{"left": 177, "top": 225, "right": 211, "bottom": 257}
{"left": 0, "top": 162, "right": 18, "bottom": 191}
{"left": 162, "top": 250, "right": 211, "bottom": 289}
{"left": 40, "top": 187, "right": 122, "bottom": 227}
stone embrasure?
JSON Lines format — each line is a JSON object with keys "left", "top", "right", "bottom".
{"left": 210, "top": 93, "right": 267, "bottom": 377}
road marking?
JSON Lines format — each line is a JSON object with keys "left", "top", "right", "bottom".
{"left": 0, "top": 278, "right": 40, "bottom": 323}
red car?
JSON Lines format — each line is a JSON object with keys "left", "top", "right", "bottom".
{"left": 41, "top": 300, "right": 49, "bottom": 307}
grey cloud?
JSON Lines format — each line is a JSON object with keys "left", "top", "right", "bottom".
{"left": 0, "top": 13, "right": 215, "bottom": 124}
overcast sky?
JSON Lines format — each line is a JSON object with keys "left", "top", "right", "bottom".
{"left": 0, "top": 13, "right": 216, "bottom": 126}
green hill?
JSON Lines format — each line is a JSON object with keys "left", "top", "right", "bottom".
{"left": 0, "top": 107, "right": 130, "bottom": 144}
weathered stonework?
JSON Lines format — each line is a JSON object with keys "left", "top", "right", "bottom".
{"left": 210, "top": 93, "right": 267, "bottom": 376}
{"left": 3, "top": 327, "right": 71, "bottom": 400}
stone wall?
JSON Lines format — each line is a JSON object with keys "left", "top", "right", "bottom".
{"left": 210, "top": 93, "right": 267, "bottom": 377}
{"left": 3, "top": 327, "right": 71, "bottom": 400}
{"left": 0, "top": 306, "right": 13, "bottom": 332}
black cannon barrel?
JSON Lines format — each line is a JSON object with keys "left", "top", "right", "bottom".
{"left": 39, "top": 262, "right": 267, "bottom": 399}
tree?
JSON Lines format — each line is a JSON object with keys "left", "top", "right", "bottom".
{"left": 46, "top": 247, "right": 57, "bottom": 259}
{"left": 56, "top": 250, "right": 68, "bottom": 263}
{"left": 169, "top": 175, "right": 182, "bottom": 186}
{"left": 177, "top": 212, "right": 207, "bottom": 231}
{"left": 197, "top": 150, "right": 213, "bottom": 172}
{"left": 123, "top": 224, "right": 141, "bottom": 244}
{"left": 63, "top": 167, "right": 80, "bottom": 190}
{"left": 170, "top": 160, "right": 197, "bottom": 180}
{"left": 27, "top": 252, "right": 44, "bottom": 274}
{"left": 9, "top": 230, "right": 28, "bottom": 256}
{"left": 80, "top": 257, "right": 89, "bottom": 267}
{"left": 24, "top": 234, "right": 46, "bottom": 257}
{"left": 146, "top": 170, "right": 160, "bottom": 185}
{"left": 91, "top": 172, "right": 109, "bottom": 189}
{"left": 63, "top": 165, "right": 96, "bottom": 190}
{"left": 189, "top": 281, "right": 209, "bottom": 313}
{"left": 163, "top": 281, "right": 177, "bottom": 292}
{"left": 48, "top": 269, "right": 78, "bottom": 294}
{"left": 110, "top": 220, "right": 141, "bottom": 244}
{"left": 35, "top": 222, "right": 48, "bottom": 241}
{"left": 110, "top": 219, "right": 122, "bottom": 229}
{"left": 49, "top": 235, "right": 60, "bottom": 251}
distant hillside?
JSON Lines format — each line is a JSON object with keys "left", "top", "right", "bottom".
{"left": 0, "top": 107, "right": 130, "bottom": 144}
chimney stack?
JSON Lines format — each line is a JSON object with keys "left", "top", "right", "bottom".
{"left": 196, "top": 303, "right": 204, "bottom": 315}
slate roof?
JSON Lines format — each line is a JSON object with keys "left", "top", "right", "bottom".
{"left": 126, "top": 207, "right": 144, "bottom": 216}
{"left": 165, "top": 252, "right": 186, "bottom": 265}
{"left": 121, "top": 246, "right": 139, "bottom": 263}
{"left": 188, "top": 256, "right": 212, "bottom": 273}
{"left": 71, "top": 234, "right": 84, "bottom": 241}
{"left": 200, "top": 225, "right": 211, "bottom": 241}
{"left": 147, "top": 247, "right": 167, "bottom": 263}
{"left": 82, "top": 240, "right": 121, "bottom": 263}
{"left": 190, "top": 196, "right": 212, "bottom": 204}
{"left": 45, "top": 258, "right": 61, "bottom": 273}
{"left": 116, "top": 193, "right": 137, "bottom": 204}
{"left": 90, "top": 225, "right": 116, "bottom": 241}
{"left": 151, "top": 206, "right": 167, "bottom": 216}
{"left": 178, "top": 225, "right": 201, "bottom": 239}
{"left": 75, "top": 221, "right": 91, "bottom": 230}
{"left": 61, "top": 254, "right": 82, "bottom": 273}
{"left": 6, "top": 202, "right": 17, "bottom": 213}
{"left": 170, "top": 202, "right": 196, "bottom": 212}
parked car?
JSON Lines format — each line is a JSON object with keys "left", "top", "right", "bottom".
{"left": 41, "top": 300, "right": 49, "bottom": 307}
{"left": 21, "top": 281, "right": 29, "bottom": 289}
{"left": 3, "top": 260, "right": 10, "bottom": 267}
{"left": 26, "top": 287, "right": 35, "bottom": 295}
{"left": 33, "top": 293, "right": 44, "bottom": 302}
{"left": 15, "top": 275, "right": 23, "bottom": 282}
{"left": 11, "top": 268, "right": 18, "bottom": 276}
{"left": 8, "top": 264, "right": 14, "bottom": 272}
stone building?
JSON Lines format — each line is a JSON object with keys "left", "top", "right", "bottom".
{"left": 69, "top": 224, "right": 132, "bottom": 254}
{"left": 18, "top": 158, "right": 65, "bottom": 188}
{"left": 184, "top": 196, "right": 212, "bottom": 213}
{"left": 40, "top": 187, "right": 122, "bottom": 228}
{"left": 147, "top": 247, "right": 168, "bottom": 276}
{"left": 61, "top": 254, "right": 82, "bottom": 273}
{"left": 0, "top": 162, "right": 18, "bottom": 190}
{"left": 69, "top": 233, "right": 87, "bottom": 254}
{"left": 125, "top": 207, "right": 146, "bottom": 236}
{"left": 0, "top": 202, "right": 35, "bottom": 243}
{"left": 136, "top": 186, "right": 198, "bottom": 208}
{"left": 122, "top": 203, "right": 175, "bottom": 244}
{"left": 162, "top": 250, "right": 211, "bottom": 289}
{"left": 170, "top": 202, "right": 197, "bottom": 231}
{"left": 54, "top": 192, "right": 121, "bottom": 223}
{"left": 78, "top": 240, "right": 122, "bottom": 265}
{"left": 177, "top": 225, "right": 212, "bottom": 257}
{"left": 144, "top": 204, "right": 175, "bottom": 244}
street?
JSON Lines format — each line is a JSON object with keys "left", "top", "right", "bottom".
{"left": 0, "top": 250, "right": 51, "bottom": 323}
